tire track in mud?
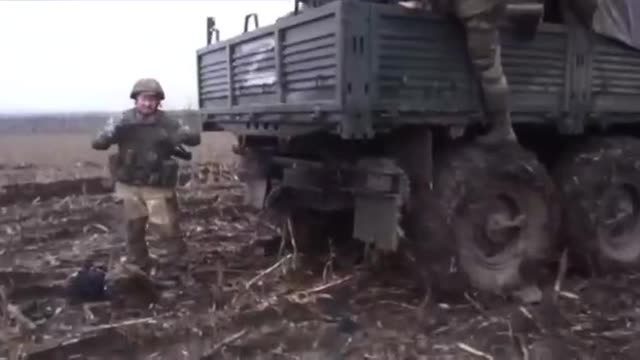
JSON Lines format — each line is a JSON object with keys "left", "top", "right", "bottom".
{"left": 0, "top": 162, "right": 236, "bottom": 206}
{"left": 0, "top": 177, "right": 114, "bottom": 206}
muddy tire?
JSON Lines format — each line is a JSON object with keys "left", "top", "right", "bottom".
{"left": 422, "top": 143, "right": 559, "bottom": 293}
{"left": 553, "top": 136, "right": 640, "bottom": 274}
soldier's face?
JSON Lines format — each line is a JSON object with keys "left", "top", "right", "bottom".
{"left": 135, "top": 92, "right": 161, "bottom": 116}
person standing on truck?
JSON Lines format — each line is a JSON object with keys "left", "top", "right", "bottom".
{"left": 91, "top": 78, "right": 201, "bottom": 273}
{"left": 408, "top": 0, "right": 519, "bottom": 144}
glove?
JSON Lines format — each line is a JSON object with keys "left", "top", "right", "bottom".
{"left": 103, "top": 116, "right": 124, "bottom": 138}
{"left": 92, "top": 116, "right": 124, "bottom": 150}
{"left": 169, "top": 123, "right": 200, "bottom": 147}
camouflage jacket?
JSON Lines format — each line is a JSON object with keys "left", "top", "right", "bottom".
{"left": 92, "top": 109, "right": 200, "bottom": 187}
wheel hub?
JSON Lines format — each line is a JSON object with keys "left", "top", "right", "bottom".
{"left": 600, "top": 183, "right": 640, "bottom": 241}
{"left": 479, "top": 194, "right": 525, "bottom": 257}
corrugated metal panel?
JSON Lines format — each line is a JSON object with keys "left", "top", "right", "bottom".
{"left": 373, "top": 13, "right": 474, "bottom": 112}
{"left": 281, "top": 13, "right": 339, "bottom": 104}
{"left": 231, "top": 34, "right": 278, "bottom": 106}
{"left": 197, "top": 1, "right": 578, "bottom": 128}
{"left": 372, "top": 11, "right": 567, "bottom": 115}
{"left": 198, "top": 48, "right": 228, "bottom": 109}
{"left": 593, "top": 40, "right": 640, "bottom": 94}
{"left": 197, "top": 10, "right": 339, "bottom": 111}
{"left": 501, "top": 28, "right": 568, "bottom": 112}
{"left": 591, "top": 36, "right": 640, "bottom": 113}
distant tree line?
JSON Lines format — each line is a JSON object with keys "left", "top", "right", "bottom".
{"left": 0, "top": 110, "right": 202, "bottom": 135}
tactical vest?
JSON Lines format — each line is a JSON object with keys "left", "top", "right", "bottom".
{"left": 107, "top": 109, "right": 180, "bottom": 188}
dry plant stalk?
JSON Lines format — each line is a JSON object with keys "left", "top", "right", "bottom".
{"left": 457, "top": 342, "right": 494, "bottom": 360}
{"left": 519, "top": 306, "right": 533, "bottom": 320}
{"left": 553, "top": 248, "right": 580, "bottom": 300}
{"left": 298, "top": 275, "right": 353, "bottom": 295}
{"left": 553, "top": 248, "right": 569, "bottom": 295}
{"left": 286, "top": 275, "right": 353, "bottom": 303}
{"left": 286, "top": 216, "right": 298, "bottom": 268}
{"left": 558, "top": 291, "right": 579, "bottom": 300}
{"left": 322, "top": 237, "right": 336, "bottom": 282}
{"left": 0, "top": 286, "right": 8, "bottom": 328}
{"left": 83, "top": 316, "right": 159, "bottom": 333}
{"left": 202, "top": 329, "right": 248, "bottom": 358}
{"left": 7, "top": 304, "right": 36, "bottom": 331}
{"left": 516, "top": 334, "right": 529, "bottom": 360}
{"left": 416, "top": 288, "right": 432, "bottom": 322}
{"left": 83, "top": 305, "right": 96, "bottom": 322}
{"left": 464, "top": 292, "right": 488, "bottom": 317}
{"left": 245, "top": 254, "right": 292, "bottom": 289}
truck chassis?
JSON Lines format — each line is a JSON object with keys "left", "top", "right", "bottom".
{"left": 195, "top": 0, "right": 640, "bottom": 294}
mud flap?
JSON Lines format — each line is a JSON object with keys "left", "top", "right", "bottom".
{"left": 244, "top": 178, "right": 268, "bottom": 209}
{"left": 237, "top": 150, "right": 269, "bottom": 209}
{"left": 352, "top": 158, "right": 409, "bottom": 252}
{"left": 353, "top": 194, "right": 401, "bottom": 251}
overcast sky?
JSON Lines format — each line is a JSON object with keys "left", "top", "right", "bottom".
{"left": 0, "top": 0, "right": 292, "bottom": 113}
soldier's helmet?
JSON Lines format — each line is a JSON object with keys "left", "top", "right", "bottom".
{"left": 130, "top": 78, "right": 165, "bottom": 100}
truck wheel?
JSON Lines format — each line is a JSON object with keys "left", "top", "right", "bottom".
{"left": 553, "top": 137, "right": 640, "bottom": 273}
{"left": 426, "top": 143, "right": 559, "bottom": 293}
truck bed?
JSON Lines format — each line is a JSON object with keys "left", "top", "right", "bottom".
{"left": 196, "top": 0, "right": 640, "bottom": 137}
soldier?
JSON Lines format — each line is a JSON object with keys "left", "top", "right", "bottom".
{"left": 92, "top": 78, "right": 201, "bottom": 273}
{"left": 426, "top": 0, "right": 518, "bottom": 144}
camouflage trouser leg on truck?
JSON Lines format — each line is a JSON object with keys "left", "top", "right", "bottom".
{"left": 115, "top": 182, "right": 186, "bottom": 271}
{"left": 459, "top": 4, "right": 518, "bottom": 144}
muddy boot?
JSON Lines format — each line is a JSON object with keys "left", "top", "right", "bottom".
{"left": 154, "top": 232, "right": 188, "bottom": 268}
{"left": 476, "top": 112, "right": 518, "bottom": 145}
{"left": 166, "top": 236, "right": 188, "bottom": 259}
{"left": 124, "top": 217, "right": 152, "bottom": 273}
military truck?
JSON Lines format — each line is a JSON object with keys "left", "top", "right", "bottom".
{"left": 195, "top": 0, "right": 640, "bottom": 294}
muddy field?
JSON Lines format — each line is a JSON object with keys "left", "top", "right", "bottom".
{"left": 1, "top": 133, "right": 640, "bottom": 359}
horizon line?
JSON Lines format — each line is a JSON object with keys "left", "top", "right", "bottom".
{"left": 0, "top": 108, "right": 199, "bottom": 116}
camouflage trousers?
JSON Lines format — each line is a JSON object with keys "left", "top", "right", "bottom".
{"left": 457, "top": 2, "right": 510, "bottom": 118}
{"left": 114, "top": 182, "right": 186, "bottom": 270}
